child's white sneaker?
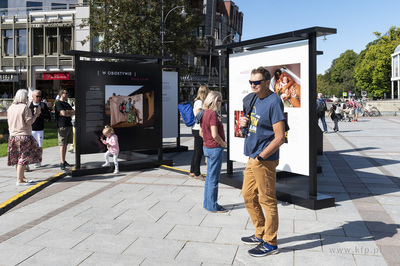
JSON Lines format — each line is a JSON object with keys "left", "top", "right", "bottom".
{"left": 113, "top": 170, "right": 119, "bottom": 174}
{"left": 102, "top": 163, "right": 110, "bottom": 167}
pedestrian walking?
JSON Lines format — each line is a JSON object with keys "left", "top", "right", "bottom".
{"left": 317, "top": 93, "right": 328, "bottom": 133}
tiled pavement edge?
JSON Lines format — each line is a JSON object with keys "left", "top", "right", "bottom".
{"left": 0, "top": 116, "right": 399, "bottom": 265}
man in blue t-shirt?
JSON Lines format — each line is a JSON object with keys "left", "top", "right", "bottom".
{"left": 239, "top": 67, "right": 286, "bottom": 257}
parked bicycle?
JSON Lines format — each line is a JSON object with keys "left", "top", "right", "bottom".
{"left": 358, "top": 101, "right": 381, "bottom": 117}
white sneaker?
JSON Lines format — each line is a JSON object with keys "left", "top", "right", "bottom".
{"left": 102, "top": 163, "right": 110, "bottom": 167}
{"left": 34, "top": 163, "right": 41, "bottom": 168}
{"left": 113, "top": 170, "right": 119, "bottom": 174}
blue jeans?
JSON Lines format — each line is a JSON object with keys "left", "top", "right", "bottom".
{"left": 203, "top": 146, "right": 224, "bottom": 211}
{"left": 317, "top": 112, "right": 327, "bottom": 132}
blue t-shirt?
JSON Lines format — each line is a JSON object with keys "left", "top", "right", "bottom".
{"left": 244, "top": 93, "right": 285, "bottom": 161}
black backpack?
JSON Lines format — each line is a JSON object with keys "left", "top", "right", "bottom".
{"left": 317, "top": 100, "right": 327, "bottom": 112}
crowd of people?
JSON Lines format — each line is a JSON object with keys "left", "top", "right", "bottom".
{"left": 317, "top": 93, "right": 360, "bottom": 133}
{"left": 5, "top": 65, "right": 292, "bottom": 258}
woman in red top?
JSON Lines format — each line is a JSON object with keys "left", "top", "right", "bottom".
{"left": 200, "top": 91, "right": 228, "bottom": 213}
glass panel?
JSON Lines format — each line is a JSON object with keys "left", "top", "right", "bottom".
{"left": 47, "top": 28, "right": 57, "bottom": 55}
{"left": 33, "top": 28, "right": 44, "bottom": 55}
{"left": 2, "top": 29, "right": 13, "bottom": 56}
{"left": 60, "top": 28, "right": 72, "bottom": 54}
{"left": 16, "top": 29, "right": 27, "bottom": 56}
{"left": 0, "top": 0, "right": 7, "bottom": 16}
{"left": 51, "top": 3, "right": 67, "bottom": 10}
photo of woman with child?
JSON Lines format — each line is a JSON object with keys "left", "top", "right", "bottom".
{"left": 269, "top": 64, "right": 301, "bottom": 108}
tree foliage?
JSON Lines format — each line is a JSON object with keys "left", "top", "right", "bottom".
{"left": 81, "top": 0, "right": 203, "bottom": 66}
{"left": 318, "top": 26, "right": 400, "bottom": 99}
{"left": 354, "top": 26, "right": 400, "bottom": 98}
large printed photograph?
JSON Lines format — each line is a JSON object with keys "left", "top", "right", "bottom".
{"left": 76, "top": 60, "right": 162, "bottom": 154}
{"left": 228, "top": 41, "right": 309, "bottom": 176}
{"left": 268, "top": 64, "right": 301, "bottom": 108}
{"left": 105, "top": 85, "right": 151, "bottom": 128}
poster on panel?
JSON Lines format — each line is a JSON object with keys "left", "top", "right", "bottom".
{"left": 229, "top": 41, "right": 309, "bottom": 176}
{"left": 162, "top": 71, "right": 178, "bottom": 138}
{"left": 76, "top": 61, "right": 162, "bottom": 154}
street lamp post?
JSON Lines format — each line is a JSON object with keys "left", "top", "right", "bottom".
{"left": 19, "top": 60, "right": 25, "bottom": 90}
{"left": 218, "top": 34, "right": 237, "bottom": 92}
{"left": 205, "top": 34, "right": 237, "bottom": 91}
{"left": 161, "top": 1, "right": 187, "bottom": 57}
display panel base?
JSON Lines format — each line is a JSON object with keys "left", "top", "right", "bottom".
{"left": 220, "top": 174, "right": 335, "bottom": 210}
{"left": 67, "top": 159, "right": 173, "bottom": 177}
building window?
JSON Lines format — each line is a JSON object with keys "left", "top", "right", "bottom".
{"left": 60, "top": 28, "right": 72, "bottom": 54}
{"left": 2, "top": 29, "right": 13, "bottom": 56}
{"left": 0, "top": 0, "right": 7, "bottom": 16}
{"left": 51, "top": 3, "right": 67, "bottom": 10}
{"left": 33, "top": 28, "right": 44, "bottom": 55}
{"left": 46, "top": 28, "right": 57, "bottom": 55}
{"left": 16, "top": 29, "right": 27, "bottom": 56}
{"left": 26, "top": 1, "right": 43, "bottom": 12}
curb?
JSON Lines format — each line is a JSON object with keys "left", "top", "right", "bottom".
{"left": 0, "top": 172, "right": 67, "bottom": 216}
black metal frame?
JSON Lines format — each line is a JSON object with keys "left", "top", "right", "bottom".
{"left": 64, "top": 50, "right": 173, "bottom": 176}
{"left": 216, "top": 27, "right": 337, "bottom": 209}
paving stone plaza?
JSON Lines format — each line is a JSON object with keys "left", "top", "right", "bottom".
{"left": 0, "top": 116, "right": 399, "bottom": 265}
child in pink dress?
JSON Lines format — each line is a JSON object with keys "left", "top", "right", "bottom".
{"left": 100, "top": 125, "right": 120, "bottom": 173}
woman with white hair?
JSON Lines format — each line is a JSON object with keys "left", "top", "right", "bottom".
{"left": 7, "top": 89, "right": 42, "bottom": 186}
{"left": 198, "top": 91, "right": 228, "bottom": 213}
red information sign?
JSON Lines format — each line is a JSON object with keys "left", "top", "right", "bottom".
{"left": 43, "top": 72, "right": 70, "bottom": 80}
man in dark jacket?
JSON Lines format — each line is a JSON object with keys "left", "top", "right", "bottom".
{"left": 29, "top": 90, "right": 50, "bottom": 168}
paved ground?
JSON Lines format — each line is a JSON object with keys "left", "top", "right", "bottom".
{"left": 0, "top": 116, "right": 399, "bottom": 265}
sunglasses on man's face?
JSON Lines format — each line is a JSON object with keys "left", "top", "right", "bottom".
{"left": 249, "top": 79, "right": 266, "bottom": 85}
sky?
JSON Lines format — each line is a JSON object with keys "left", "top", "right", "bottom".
{"left": 232, "top": 0, "right": 400, "bottom": 74}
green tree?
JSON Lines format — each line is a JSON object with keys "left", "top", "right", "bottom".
{"left": 330, "top": 50, "right": 358, "bottom": 85}
{"left": 354, "top": 26, "right": 400, "bottom": 98}
{"left": 317, "top": 73, "right": 331, "bottom": 96}
{"left": 81, "top": 0, "right": 202, "bottom": 66}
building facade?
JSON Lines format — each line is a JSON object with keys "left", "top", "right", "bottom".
{"left": 391, "top": 44, "right": 400, "bottom": 99}
{"left": 0, "top": 0, "right": 88, "bottom": 100}
{"left": 0, "top": 0, "right": 242, "bottom": 102}
{"left": 180, "top": 0, "right": 243, "bottom": 101}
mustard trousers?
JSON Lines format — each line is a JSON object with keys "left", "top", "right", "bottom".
{"left": 242, "top": 157, "right": 279, "bottom": 246}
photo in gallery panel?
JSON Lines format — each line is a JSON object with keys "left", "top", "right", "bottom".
{"left": 234, "top": 110, "right": 245, "bottom": 138}
{"left": 267, "top": 64, "right": 301, "bottom": 108}
{"left": 105, "top": 85, "right": 152, "bottom": 128}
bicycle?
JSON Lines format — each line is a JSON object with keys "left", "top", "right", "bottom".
{"left": 358, "top": 101, "right": 381, "bottom": 117}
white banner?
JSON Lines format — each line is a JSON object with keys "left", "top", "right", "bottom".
{"left": 162, "top": 71, "right": 178, "bottom": 138}
{"left": 229, "top": 41, "right": 310, "bottom": 176}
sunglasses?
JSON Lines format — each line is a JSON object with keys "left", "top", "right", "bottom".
{"left": 249, "top": 79, "right": 266, "bottom": 85}
{"left": 63, "top": 91, "right": 69, "bottom": 94}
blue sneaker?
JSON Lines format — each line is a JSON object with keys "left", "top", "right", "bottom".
{"left": 241, "top": 235, "right": 263, "bottom": 245}
{"left": 248, "top": 242, "right": 278, "bottom": 257}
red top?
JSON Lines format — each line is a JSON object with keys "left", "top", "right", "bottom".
{"left": 201, "top": 110, "right": 225, "bottom": 148}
